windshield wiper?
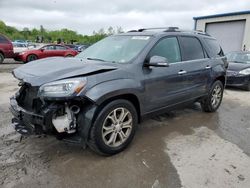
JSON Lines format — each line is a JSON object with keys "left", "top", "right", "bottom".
{"left": 86, "top": 57, "right": 117, "bottom": 64}
{"left": 87, "top": 57, "right": 105, "bottom": 62}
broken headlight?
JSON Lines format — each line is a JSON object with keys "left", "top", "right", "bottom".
{"left": 38, "top": 77, "right": 87, "bottom": 97}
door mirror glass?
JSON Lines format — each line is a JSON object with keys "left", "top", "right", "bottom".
{"left": 146, "top": 56, "right": 169, "bottom": 67}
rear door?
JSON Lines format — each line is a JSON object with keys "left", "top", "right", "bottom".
{"left": 55, "top": 45, "right": 68, "bottom": 56}
{"left": 177, "top": 36, "right": 211, "bottom": 98}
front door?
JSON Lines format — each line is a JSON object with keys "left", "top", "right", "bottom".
{"left": 143, "top": 37, "right": 188, "bottom": 112}
{"left": 40, "top": 45, "right": 56, "bottom": 58}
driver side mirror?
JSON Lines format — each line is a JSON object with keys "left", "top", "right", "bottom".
{"left": 145, "top": 56, "right": 169, "bottom": 67}
{"left": 40, "top": 48, "right": 44, "bottom": 52}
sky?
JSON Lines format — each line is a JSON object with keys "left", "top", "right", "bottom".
{"left": 0, "top": 0, "right": 249, "bottom": 35}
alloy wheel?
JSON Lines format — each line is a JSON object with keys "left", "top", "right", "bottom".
{"left": 102, "top": 107, "right": 133, "bottom": 147}
{"left": 211, "top": 84, "right": 222, "bottom": 109}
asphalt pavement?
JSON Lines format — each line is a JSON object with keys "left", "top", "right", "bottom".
{"left": 0, "top": 59, "right": 250, "bottom": 188}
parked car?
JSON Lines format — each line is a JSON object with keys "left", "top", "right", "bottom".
{"left": 15, "top": 44, "right": 78, "bottom": 63}
{"left": 0, "top": 34, "right": 14, "bottom": 63}
{"left": 10, "top": 28, "right": 227, "bottom": 155}
{"left": 77, "top": 44, "right": 90, "bottom": 52}
{"left": 65, "top": 44, "right": 89, "bottom": 52}
{"left": 12, "top": 42, "right": 28, "bottom": 53}
{"left": 226, "top": 51, "right": 250, "bottom": 90}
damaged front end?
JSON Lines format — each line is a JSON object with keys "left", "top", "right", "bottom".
{"left": 10, "top": 81, "right": 97, "bottom": 147}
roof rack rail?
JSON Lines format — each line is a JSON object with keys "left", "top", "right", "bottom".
{"left": 180, "top": 30, "right": 211, "bottom": 36}
{"left": 136, "top": 27, "right": 179, "bottom": 32}
{"left": 127, "top": 27, "right": 211, "bottom": 36}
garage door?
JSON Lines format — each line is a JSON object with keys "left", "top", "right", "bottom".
{"left": 206, "top": 20, "right": 245, "bottom": 53}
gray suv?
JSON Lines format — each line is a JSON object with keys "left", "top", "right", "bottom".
{"left": 10, "top": 27, "right": 227, "bottom": 155}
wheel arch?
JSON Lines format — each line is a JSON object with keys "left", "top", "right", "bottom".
{"left": 26, "top": 53, "right": 38, "bottom": 62}
{"left": 95, "top": 93, "right": 141, "bottom": 123}
{"left": 0, "top": 50, "right": 4, "bottom": 57}
{"left": 215, "top": 75, "right": 226, "bottom": 86}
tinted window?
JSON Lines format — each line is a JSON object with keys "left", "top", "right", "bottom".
{"left": 149, "top": 37, "right": 181, "bottom": 63}
{"left": 205, "top": 38, "right": 224, "bottom": 57}
{"left": 42, "top": 45, "right": 55, "bottom": 50}
{"left": 179, "top": 37, "right": 204, "bottom": 61}
{"left": 0, "top": 35, "right": 8, "bottom": 43}
{"left": 55, "top": 46, "right": 67, "bottom": 50}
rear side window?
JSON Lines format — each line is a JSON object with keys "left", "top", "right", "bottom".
{"left": 149, "top": 37, "right": 181, "bottom": 63}
{"left": 205, "top": 38, "right": 224, "bottom": 57}
{"left": 0, "top": 35, "right": 8, "bottom": 43}
{"left": 179, "top": 36, "right": 205, "bottom": 61}
{"left": 43, "top": 45, "right": 55, "bottom": 50}
{"left": 55, "top": 46, "right": 67, "bottom": 50}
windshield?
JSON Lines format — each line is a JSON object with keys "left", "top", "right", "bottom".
{"left": 76, "top": 35, "right": 151, "bottom": 63}
{"left": 226, "top": 52, "right": 250, "bottom": 64}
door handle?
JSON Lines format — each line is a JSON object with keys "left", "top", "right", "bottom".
{"left": 205, "top": 65, "right": 211, "bottom": 69}
{"left": 178, "top": 70, "right": 187, "bottom": 75}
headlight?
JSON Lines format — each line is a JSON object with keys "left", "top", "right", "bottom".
{"left": 239, "top": 68, "right": 250, "bottom": 75}
{"left": 38, "top": 78, "right": 87, "bottom": 97}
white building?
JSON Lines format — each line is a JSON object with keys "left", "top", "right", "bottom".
{"left": 194, "top": 11, "right": 250, "bottom": 53}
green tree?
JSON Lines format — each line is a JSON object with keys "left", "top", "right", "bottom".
{"left": 0, "top": 20, "right": 121, "bottom": 44}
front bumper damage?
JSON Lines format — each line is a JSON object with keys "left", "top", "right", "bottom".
{"left": 9, "top": 92, "right": 97, "bottom": 148}
{"left": 10, "top": 96, "right": 60, "bottom": 135}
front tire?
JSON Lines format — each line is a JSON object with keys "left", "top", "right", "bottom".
{"left": 65, "top": 54, "right": 73, "bottom": 57}
{"left": 0, "top": 53, "right": 4, "bottom": 63}
{"left": 244, "top": 82, "right": 250, "bottom": 91}
{"left": 88, "top": 99, "right": 138, "bottom": 155}
{"left": 201, "top": 80, "right": 224, "bottom": 112}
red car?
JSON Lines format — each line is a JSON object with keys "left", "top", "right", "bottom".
{"left": 15, "top": 44, "right": 78, "bottom": 63}
{"left": 0, "top": 34, "right": 14, "bottom": 63}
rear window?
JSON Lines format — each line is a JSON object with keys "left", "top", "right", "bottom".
{"left": 205, "top": 38, "right": 224, "bottom": 57}
{"left": 179, "top": 36, "right": 205, "bottom": 61}
{"left": 0, "top": 35, "right": 9, "bottom": 43}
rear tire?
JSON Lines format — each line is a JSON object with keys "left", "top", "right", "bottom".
{"left": 0, "top": 53, "right": 4, "bottom": 63}
{"left": 26, "top": 54, "right": 38, "bottom": 62}
{"left": 201, "top": 80, "right": 224, "bottom": 112}
{"left": 244, "top": 82, "right": 250, "bottom": 91}
{"left": 88, "top": 99, "right": 138, "bottom": 155}
{"left": 66, "top": 54, "right": 73, "bottom": 57}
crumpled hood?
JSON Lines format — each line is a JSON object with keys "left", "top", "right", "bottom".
{"left": 227, "top": 62, "right": 250, "bottom": 72}
{"left": 13, "top": 57, "right": 117, "bottom": 86}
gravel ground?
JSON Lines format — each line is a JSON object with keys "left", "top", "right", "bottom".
{"left": 0, "top": 60, "right": 250, "bottom": 188}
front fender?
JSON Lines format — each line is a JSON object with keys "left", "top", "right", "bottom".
{"left": 85, "top": 79, "right": 143, "bottom": 105}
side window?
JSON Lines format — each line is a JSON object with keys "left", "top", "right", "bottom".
{"left": 204, "top": 38, "right": 224, "bottom": 57}
{"left": 55, "top": 45, "right": 67, "bottom": 50}
{"left": 0, "top": 35, "right": 8, "bottom": 43}
{"left": 179, "top": 37, "right": 205, "bottom": 61}
{"left": 43, "top": 45, "right": 55, "bottom": 50}
{"left": 149, "top": 37, "right": 181, "bottom": 63}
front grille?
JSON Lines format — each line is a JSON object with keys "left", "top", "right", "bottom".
{"left": 17, "top": 84, "right": 42, "bottom": 111}
{"left": 227, "top": 76, "right": 248, "bottom": 85}
{"left": 227, "top": 70, "right": 238, "bottom": 77}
